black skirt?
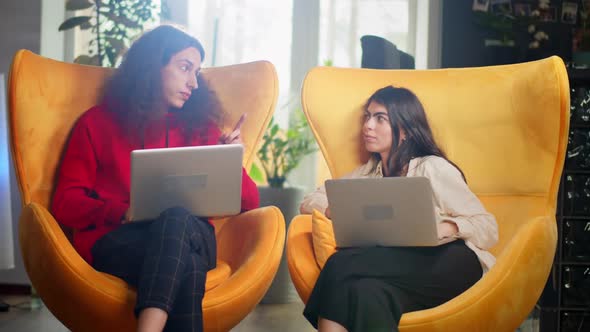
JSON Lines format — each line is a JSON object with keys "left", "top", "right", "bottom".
{"left": 303, "top": 240, "right": 482, "bottom": 332}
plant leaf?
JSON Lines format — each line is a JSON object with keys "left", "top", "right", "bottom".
{"left": 58, "top": 16, "right": 92, "bottom": 31}
{"left": 248, "top": 163, "right": 265, "bottom": 184}
{"left": 103, "top": 11, "right": 142, "bottom": 29}
{"left": 65, "top": 0, "right": 94, "bottom": 11}
{"left": 74, "top": 54, "right": 101, "bottom": 66}
{"left": 254, "top": 112, "right": 318, "bottom": 185}
{"left": 270, "top": 124, "right": 279, "bottom": 137}
{"left": 80, "top": 21, "right": 93, "bottom": 30}
{"left": 105, "top": 36, "right": 126, "bottom": 54}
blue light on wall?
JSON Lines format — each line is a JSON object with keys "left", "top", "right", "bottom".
{"left": 0, "top": 73, "right": 15, "bottom": 270}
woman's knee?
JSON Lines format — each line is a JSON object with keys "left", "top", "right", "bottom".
{"left": 149, "top": 206, "right": 193, "bottom": 236}
{"left": 159, "top": 206, "right": 192, "bottom": 219}
{"left": 350, "top": 278, "right": 380, "bottom": 296}
{"left": 323, "top": 250, "right": 354, "bottom": 272}
{"left": 320, "top": 250, "right": 352, "bottom": 282}
{"left": 324, "top": 249, "right": 349, "bottom": 266}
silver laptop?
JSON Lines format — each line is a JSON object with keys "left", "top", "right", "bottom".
{"left": 325, "top": 176, "right": 441, "bottom": 248}
{"left": 129, "top": 144, "right": 243, "bottom": 221}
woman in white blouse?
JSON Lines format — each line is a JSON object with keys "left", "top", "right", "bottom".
{"left": 299, "top": 86, "right": 498, "bottom": 332}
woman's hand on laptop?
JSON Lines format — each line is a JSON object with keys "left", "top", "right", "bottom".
{"left": 121, "top": 209, "right": 132, "bottom": 224}
{"left": 324, "top": 206, "right": 331, "bottom": 219}
{"left": 437, "top": 221, "right": 458, "bottom": 239}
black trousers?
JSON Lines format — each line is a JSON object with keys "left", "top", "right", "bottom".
{"left": 91, "top": 207, "right": 216, "bottom": 332}
{"left": 303, "top": 240, "right": 482, "bottom": 332}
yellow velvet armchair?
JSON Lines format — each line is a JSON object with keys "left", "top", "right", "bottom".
{"left": 287, "top": 57, "right": 569, "bottom": 331}
{"left": 8, "top": 50, "right": 285, "bottom": 332}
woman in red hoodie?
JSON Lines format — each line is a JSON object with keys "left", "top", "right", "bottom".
{"left": 51, "top": 25, "right": 259, "bottom": 332}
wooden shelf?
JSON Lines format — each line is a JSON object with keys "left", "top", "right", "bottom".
{"left": 563, "top": 169, "right": 590, "bottom": 175}
{"left": 540, "top": 72, "right": 590, "bottom": 331}
{"left": 539, "top": 306, "right": 590, "bottom": 312}
{"left": 569, "top": 124, "right": 590, "bottom": 129}
{"left": 558, "top": 261, "right": 590, "bottom": 266}
{"left": 561, "top": 216, "right": 590, "bottom": 220}
{"left": 568, "top": 68, "right": 590, "bottom": 82}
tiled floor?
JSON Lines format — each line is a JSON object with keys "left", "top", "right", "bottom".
{"left": 0, "top": 295, "right": 314, "bottom": 332}
{"left": 0, "top": 295, "right": 538, "bottom": 332}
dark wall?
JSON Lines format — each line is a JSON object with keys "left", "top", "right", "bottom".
{"left": 0, "top": 0, "right": 41, "bottom": 77}
{"left": 442, "top": 0, "right": 490, "bottom": 68}
{"left": 442, "top": 0, "right": 575, "bottom": 68}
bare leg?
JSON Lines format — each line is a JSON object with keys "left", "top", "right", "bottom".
{"left": 137, "top": 307, "right": 167, "bottom": 332}
{"left": 318, "top": 317, "right": 348, "bottom": 332}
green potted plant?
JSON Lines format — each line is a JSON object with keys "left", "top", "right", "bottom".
{"left": 252, "top": 111, "right": 317, "bottom": 188}
{"left": 250, "top": 108, "right": 317, "bottom": 304}
{"left": 251, "top": 109, "right": 317, "bottom": 225}
{"left": 58, "top": 0, "right": 162, "bottom": 67}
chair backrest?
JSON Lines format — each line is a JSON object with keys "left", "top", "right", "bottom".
{"left": 8, "top": 50, "right": 277, "bottom": 209}
{"left": 301, "top": 57, "right": 569, "bottom": 256}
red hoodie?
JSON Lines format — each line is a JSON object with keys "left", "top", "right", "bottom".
{"left": 51, "top": 105, "right": 259, "bottom": 264}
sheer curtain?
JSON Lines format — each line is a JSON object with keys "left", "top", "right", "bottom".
{"left": 314, "top": 0, "right": 417, "bottom": 186}
{"left": 187, "top": 0, "right": 293, "bottom": 125}
{"left": 319, "top": 0, "right": 412, "bottom": 68}
{"left": 183, "top": 1, "right": 440, "bottom": 189}
{"left": 0, "top": 74, "right": 14, "bottom": 272}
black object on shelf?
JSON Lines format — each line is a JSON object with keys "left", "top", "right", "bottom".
{"left": 360, "top": 35, "right": 415, "bottom": 70}
{"left": 0, "top": 300, "right": 9, "bottom": 312}
{"left": 539, "top": 68, "right": 590, "bottom": 332}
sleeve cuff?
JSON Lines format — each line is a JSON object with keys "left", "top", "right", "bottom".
{"left": 300, "top": 195, "right": 329, "bottom": 215}
{"left": 437, "top": 215, "right": 473, "bottom": 239}
{"left": 104, "top": 200, "right": 129, "bottom": 225}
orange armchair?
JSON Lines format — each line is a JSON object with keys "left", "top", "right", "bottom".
{"left": 8, "top": 50, "right": 285, "bottom": 332}
{"left": 287, "top": 57, "right": 569, "bottom": 331}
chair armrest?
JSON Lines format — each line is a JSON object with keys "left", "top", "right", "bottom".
{"left": 286, "top": 214, "right": 321, "bottom": 303}
{"left": 205, "top": 206, "right": 285, "bottom": 305}
{"left": 19, "top": 202, "right": 136, "bottom": 331}
{"left": 399, "top": 215, "right": 557, "bottom": 332}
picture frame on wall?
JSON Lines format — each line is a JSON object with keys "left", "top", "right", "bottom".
{"left": 473, "top": 0, "right": 490, "bottom": 12}
{"left": 540, "top": 6, "right": 558, "bottom": 22}
{"left": 490, "top": 0, "right": 512, "bottom": 15}
{"left": 562, "top": 2, "right": 578, "bottom": 24}
{"left": 514, "top": 3, "right": 531, "bottom": 17}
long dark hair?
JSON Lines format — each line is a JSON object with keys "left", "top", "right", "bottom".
{"left": 365, "top": 86, "right": 466, "bottom": 181}
{"left": 101, "top": 24, "right": 220, "bottom": 143}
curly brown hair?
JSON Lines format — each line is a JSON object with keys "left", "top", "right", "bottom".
{"left": 101, "top": 24, "right": 220, "bottom": 144}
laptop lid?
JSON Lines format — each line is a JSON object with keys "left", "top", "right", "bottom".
{"left": 325, "top": 176, "right": 439, "bottom": 248}
{"left": 129, "top": 144, "right": 243, "bottom": 221}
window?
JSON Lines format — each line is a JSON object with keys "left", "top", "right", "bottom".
{"left": 319, "top": 0, "right": 412, "bottom": 68}
{"left": 188, "top": 0, "right": 293, "bottom": 123}
{"left": 0, "top": 74, "right": 14, "bottom": 270}
{"left": 167, "top": 0, "right": 439, "bottom": 190}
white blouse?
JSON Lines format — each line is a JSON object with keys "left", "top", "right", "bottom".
{"left": 299, "top": 155, "right": 499, "bottom": 274}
